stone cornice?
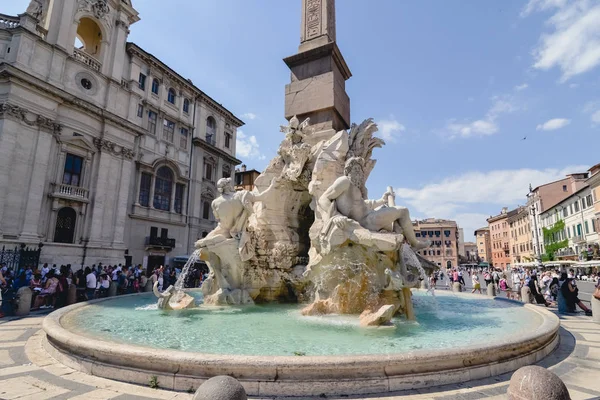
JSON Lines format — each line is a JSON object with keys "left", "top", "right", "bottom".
{"left": 0, "top": 101, "right": 62, "bottom": 136}
{"left": 93, "top": 137, "right": 135, "bottom": 160}
{"left": 192, "top": 137, "right": 242, "bottom": 165}
{"left": 126, "top": 43, "right": 244, "bottom": 128}
{"left": 0, "top": 63, "right": 146, "bottom": 138}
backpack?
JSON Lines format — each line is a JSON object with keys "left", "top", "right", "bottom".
{"left": 499, "top": 280, "right": 508, "bottom": 290}
{"left": 484, "top": 272, "right": 491, "bottom": 280}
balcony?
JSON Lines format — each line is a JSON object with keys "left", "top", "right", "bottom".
{"left": 145, "top": 236, "right": 176, "bottom": 249}
{"left": 555, "top": 248, "right": 576, "bottom": 258}
{"left": 72, "top": 48, "right": 101, "bottom": 72}
{"left": 205, "top": 134, "right": 216, "bottom": 146}
{"left": 50, "top": 183, "right": 89, "bottom": 203}
{"left": 572, "top": 235, "right": 585, "bottom": 244}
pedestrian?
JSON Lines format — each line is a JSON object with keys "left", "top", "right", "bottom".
{"left": 85, "top": 267, "right": 97, "bottom": 300}
{"left": 471, "top": 274, "right": 482, "bottom": 294}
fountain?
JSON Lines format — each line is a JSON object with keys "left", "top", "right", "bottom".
{"left": 41, "top": 1, "right": 560, "bottom": 397}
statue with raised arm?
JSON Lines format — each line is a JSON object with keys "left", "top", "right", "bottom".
{"left": 319, "top": 157, "right": 429, "bottom": 250}
{"left": 26, "top": 0, "right": 49, "bottom": 24}
{"left": 195, "top": 177, "right": 280, "bottom": 305}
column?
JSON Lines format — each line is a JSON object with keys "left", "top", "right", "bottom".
{"left": 170, "top": 182, "right": 177, "bottom": 213}
{"left": 149, "top": 174, "right": 156, "bottom": 209}
{"left": 88, "top": 152, "right": 112, "bottom": 244}
{"left": 20, "top": 128, "right": 53, "bottom": 239}
{"left": 134, "top": 169, "right": 142, "bottom": 206}
{"left": 112, "top": 157, "right": 132, "bottom": 245}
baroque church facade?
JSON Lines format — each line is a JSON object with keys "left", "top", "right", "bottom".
{"left": 0, "top": 0, "right": 242, "bottom": 270}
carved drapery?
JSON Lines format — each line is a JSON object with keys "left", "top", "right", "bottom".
{"left": 0, "top": 102, "right": 62, "bottom": 136}
{"left": 93, "top": 137, "right": 135, "bottom": 159}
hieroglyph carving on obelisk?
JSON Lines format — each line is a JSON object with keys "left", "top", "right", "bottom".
{"left": 301, "top": 0, "right": 336, "bottom": 46}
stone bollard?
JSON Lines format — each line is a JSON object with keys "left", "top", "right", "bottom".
{"left": 592, "top": 294, "right": 600, "bottom": 324}
{"left": 15, "top": 287, "right": 32, "bottom": 316}
{"left": 108, "top": 282, "right": 118, "bottom": 297}
{"left": 144, "top": 279, "right": 154, "bottom": 293}
{"left": 507, "top": 366, "right": 570, "bottom": 400}
{"left": 67, "top": 284, "right": 77, "bottom": 305}
{"left": 193, "top": 375, "right": 247, "bottom": 400}
{"left": 521, "top": 286, "right": 532, "bottom": 304}
{"left": 452, "top": 282, "right": 462, "bottom": 292}
{"left": 487, "top": 283, "right": 495, "bottom": 297}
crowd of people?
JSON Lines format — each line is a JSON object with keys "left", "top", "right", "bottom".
{"left": 0, "top": 262, "right": 206, "bottom": 318}
{"left": 429, "top": 265, "right": 599, "bottom": 316}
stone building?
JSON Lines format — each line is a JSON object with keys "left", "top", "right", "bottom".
{"left": 487, "top": 207, "right": 518, "bottom": 270}
{"left": 413, "top": 219, "right": 459, "bottom": 269}
{"left": 0, "top": 1, "right": 242, "bottom": 270}
{"left": 527, "top": 173, "right": 588, "bottom": 260}
{"left": 508, "top": 206, "right": 533, "bottom": 265}
{"left": 463, "top": 242, "right": 478, "bottom": 262}
{"left": 234, "top": 165, "right": 260, "bottom": 192}
{"left": 474, "top": 227, "right": 491, "bottom": 263}
{"left": 539, "top": 181, "right": 599, "bottom": 261}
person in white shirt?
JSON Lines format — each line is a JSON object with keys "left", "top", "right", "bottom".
{"left": 85, "top": 267, "right": 97, "bottom": 300}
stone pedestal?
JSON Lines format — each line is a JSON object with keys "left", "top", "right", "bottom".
{"left": 591, "top": 294, "right": 599, "bottom": 323}
{"left": 15, "top": 287, "right": 32, "bottom": 316}
{"left": 452, "top": 282, "right": 462, "bottom": 292}
{"left": 521, "top": 286, "right": 532, "bottom": 304}
{"left": 487, "top": 284, "right": 496, "bottom": 297}
{"left": 67, "top": 284, "right": 77, "bottom": 305}
{"left": 108, "top": 282, "right": 117, "bottom": 297}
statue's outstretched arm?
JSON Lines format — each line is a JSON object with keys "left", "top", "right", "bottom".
{"left": 252, "top": 177, "right": 280, "bottom": 202}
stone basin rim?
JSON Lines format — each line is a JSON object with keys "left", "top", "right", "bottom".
{"left": 43, "top": 291, "right": 560, "bottom": 368}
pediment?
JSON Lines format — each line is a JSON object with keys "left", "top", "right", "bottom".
{"left": 59, "top": 135, "right": 97, "bottom": 154}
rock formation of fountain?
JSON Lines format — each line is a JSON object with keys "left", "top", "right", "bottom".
{"left": 179, "top": 116, "right": 434, "bottom": 325}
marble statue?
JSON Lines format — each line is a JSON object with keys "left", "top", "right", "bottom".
{"left": 195, "top": 177, "right": 279, "bottom": 305}
{"left": 278, "top": 115, "right": 313, "bottom": 183}
{"left": 153, "top": 281, "right": 194, "bottom": 310}
{"left": 26, "top": 0, "right": 49, "bottom": 24}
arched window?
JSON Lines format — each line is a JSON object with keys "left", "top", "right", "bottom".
{"left": 206, "top": 116, "right": 216, "bottom": 145}
{"left": 167, "top": 88, "right": 176, "bottom": 104}
{"left": 183, "top": 98, "right": 190, "bottom": 113}
{"left": 222, "top": 165, "right": 231, "bottom": 178}
{"left": 75, "top": 17, "right": 102, "bottom": 57}
{"left": 151, "top": 79, "right": 159, "bottom": 95}
{"left": 54, "top": 207, "right": 77, "bottom": 243}
{"left": 153, "top": 166, "right": 173, "bottom": 211}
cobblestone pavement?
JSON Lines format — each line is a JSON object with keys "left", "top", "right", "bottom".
{"left": 0, "top": 308, "right": 599, "bottom": 400}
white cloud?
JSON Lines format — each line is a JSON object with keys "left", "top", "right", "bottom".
{"left": 536, "top": 118, "right": 570, "bottom": 130}
{"left": 236, "top": 130, "right": 265, "bottom": 160}
{"left": 444, "top": 96, "right": 517, "bottom": 139}
{"left": 515, "top": 83, "right": 529, "bottom": 91}
{"left": 592, "top": 110, "right": 600, "bottom": 124}
{"left": 377, "top": 117, "right": 406, "bottom": 141}
{"left": 396, "top": 164, "right": 588, "bottom": 241}
{"left": 242, "top": 112, "right": 257, "bottom": 120}
{"left": 523, "top": 0, "right": 600, "bottom": 81}
{"left": 583, "top": 101, "right": 600, "bottom": 124}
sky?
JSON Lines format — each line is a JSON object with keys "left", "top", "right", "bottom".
{"left": 5, "top": 0, "right": 600, "bottom": 241}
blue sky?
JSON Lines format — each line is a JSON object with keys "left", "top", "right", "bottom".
{"left": 5, "top": 0, "right": 600, "bottom": 240}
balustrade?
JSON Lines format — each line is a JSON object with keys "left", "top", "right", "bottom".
{"left": 0, "top": 14, "right": 20, "bottom": 29}
{"left": 53, "top": 183, "right": 89, "bottom": 200}
{"left": 73, "top": 48, "right": 101, "bottom": 72}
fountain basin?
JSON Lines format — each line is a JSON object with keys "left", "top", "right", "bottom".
{"left": 43, "top": 291, "right": 559, "bottom": 397}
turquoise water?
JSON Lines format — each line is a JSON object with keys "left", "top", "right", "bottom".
{"left": 64, "top": 291, "right": 543, "bottom": 356}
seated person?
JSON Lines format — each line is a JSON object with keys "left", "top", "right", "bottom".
{"left": 32, "top": 270, "right": 59, "bottom": 309}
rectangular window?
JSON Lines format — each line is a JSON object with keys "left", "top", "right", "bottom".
{"left": 416, "top": 233, "right": 421, "bottom": 237}
{"left": 202, "top": 200, "right": 210, "bottom": 220}
{"left": 563, "top": 208, "right": 568, "bottom": 218}
{"left": 163, "top": 119, "right": 175, "bottom": 143}
{"left": 139, "top": 173, "right": 152, "bottom": 207}
{"left": 204, "top": 162, "right": 213, "bottom": 181}
{"left": 592, "top": 219, "right": 597, "bottom": 233}
{"left": 63, "top": 153, "right": 84, "bottom": 186}
{"left": 138, "top": 73, "right": 146, "bottom": 90}
{"left": 574, "top": 201, "right": 580, "bottom": 212}
{"left": 577, "top": 224, "right": 582, "bottom": 236}
{"left": 148, "top": 111, "right": 157, "bottom": 134}
{"left": 435, "top": 231, "right": 441, "bottom": 237}
{"left": 180, "top": 127, "right": 188, "bottom": 149}
{"left": 585, "top": 221, "right": 589, "bottom": 234}
{"left": 225, "top": 132, "right": 231, "bottom": 148}
{"left": 562, "top": 185, "right": 567, "bottom": 192}
{"left": 586, "top": 194, "right": 593, "bottom": 208}
{"left": 174, "top": 183, "right": 184, "bottom": 214}
{"left": 137, "top": 104, "right": 143, "bottom": 118}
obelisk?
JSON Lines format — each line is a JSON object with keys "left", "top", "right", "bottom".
{"left": 283, "top": 0, "right": 351, "bottom": 143}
